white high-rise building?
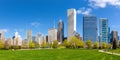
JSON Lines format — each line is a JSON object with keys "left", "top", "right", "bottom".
{"left": 26, "top": 30, "right": 32, "bottom": 45}
{"left": 36, "top": 33, "right": 42, "bottom": 45}
{"left": 48, "top": 28, "right": 57, "bottom": 44}
{"left": 13, "top": 32, "right": 22, "bottom": 46}
{"left": 67, "top": 8, "right": 76, "bottom": 40}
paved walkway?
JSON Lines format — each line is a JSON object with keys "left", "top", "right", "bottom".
{"left": 98, "top": 50, "right": 120, "bottom": 56}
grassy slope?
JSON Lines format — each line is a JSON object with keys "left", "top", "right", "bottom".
{"left": 0, "top": 49, "right": 120, "bottom": 60}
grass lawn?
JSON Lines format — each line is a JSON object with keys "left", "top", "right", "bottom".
{"left": 0, "top": 49, "right": 120, "bottom": 60}
{"left": 108, "top": 49, "right": 120, "bottom": 54}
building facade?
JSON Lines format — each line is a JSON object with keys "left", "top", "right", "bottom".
{"left": 26, "top": 30, "right": 32, "bottom": 45}
{"left": 57, "top": 19, "right": 64, "bottom": 44}
{"left": 48, "top": 28, "right": 57, "bottom": 44}
{"left": 67, "top": 8, "right": 76, "bottom": 40}
{"left": 36, "top": 33, "right": 42, "bottom": 45}
{"left": 100, "top": 18, "right": 108, "bottom": 43}
{"left": 83, "top": 15, "right": 98, "bottom": 43}
{"left": 110, "top": 31, "right": 119, "bottom": 43}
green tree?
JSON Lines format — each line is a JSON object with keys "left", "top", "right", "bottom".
{"left": 0, "top": 41, "right": 4, "bottom": 49}
{"left": 77, "top": 40, "right": 84, "bottom": 48}
{"left": 107, "top": 44, "right": 112, "bottom": 49}
{"left": 29, "top": 41, "right": 35, "bottom": 49}
{"left": 86, "top": 40, "right": 92, "bottom": 49}
{"left": 41, "top": 40, "right": 46, "bottom": 48}
{"left": 52, "top": 40, "right": 58, "bottom": 48}
{"left": 69, "top": 36, "right": 79, "bottom": 48}
{"left": 93, "top": 42, "right": 99, "bottom": 49}
{"left": 102, "top": 42, "right": 107, "bottom": 49}
{"left": 63, "top": 40, "right": 70, "bottom": 48}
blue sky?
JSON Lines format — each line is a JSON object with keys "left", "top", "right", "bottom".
{"left": 0, "top": 0, "right": 120, "bottom": 39}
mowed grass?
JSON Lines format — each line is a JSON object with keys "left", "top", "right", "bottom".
{"left": 0, "top": 49, "right": 120, "bottom": 60}
{"left": 108, "top": 49, "right": 120, "bottom": 54}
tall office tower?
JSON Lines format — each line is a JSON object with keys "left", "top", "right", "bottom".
{"left": 67, "top": 8, "right": 76, "bottom": 40}
{"left": 57, "top": 19, "right": 64, "bottom": 44}
{"left": 110, "top": 31, "right": 119, "bottom": 46}
{"left": 108, "top": 27, "right": 111, "bottom": 43}
{"left": 83, "top": 15, "right": 98, "bottom": 43}
{"left": 0, "top": 32, "right": 5, "bottom": 43}
{"left": 5, "top": 38, "right": 11, "bottom": 47}
{"left": 48, "top": 28, "right": 57, "bottom": 44}
{"left": 13, "top": 32, "right": 22, "bottom": 46}
{"left": 26, "top": 30, "right": 32, "bottom": 44}
{"left": 36, "top": 33, "right": 42, "bottom": 45}
{"left": 100, "top": 18, "right": 108, "bottom": 44}
{"left": 32, "top": 36, "right": 36, "bottom": 43}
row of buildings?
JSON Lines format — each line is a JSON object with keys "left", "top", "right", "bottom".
{"left": 47, "top": 8, "right": 119, "bottom": 46}
{"left": 0, "top": 8, "right": 119, "bottom": 48}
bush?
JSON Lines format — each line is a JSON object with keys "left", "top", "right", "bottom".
{"left": 41, "top": 40, "right": 46, "bottom": 48}
{"left": 63, "top": 40, "right": 70, "bottom": 48}
{"left": 0, "top": 41, "right": 4, "bottom": 49}
{"left": 86, "top": 40, "right": 92, "bottom": 49}
{"left": 29, "top": 41, "right": 35, "bottom": 49}
{"left": 107, "top": 44, "right": 112, "bottom": 49}
{"left": 52, "top": 40, "right": 58, "bottom": 48}
{"left": 102, "top": 42, "right": 107, "bottom": 49}
{"left": 93, "top": 42, "right": 99, "bottom": 49}
{"left": 77, "top": 40, "right": 84, "bottom": 48}
{"left": 69, "top": 36, "right": 83, "bottom": 48}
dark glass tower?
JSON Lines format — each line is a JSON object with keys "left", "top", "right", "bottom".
{"left": 57, "top": 20, "right": 64, "bottom": 43}
{"left": 83, "top": 15, "right": 98, "bottom": 43}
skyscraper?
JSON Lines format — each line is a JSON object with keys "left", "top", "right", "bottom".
{"left": 0, "top": 31, "right": 5, "bottom": 43}
{"left": 110, "top": 31, "right": 118, "bottom": 43}
{"left": 57, "top": 19, "right": 64, "bottom": 44}
{"left": 13, "top": 32, "right": 22, "bottom": 46}
{"left": 36, "top": 33, "right": 42, "bottom": 45}
{"left": 67, "top": 8, "right": 76, "bottom": 40}
{"left": 83, "top": 15, "right": 98, "bottom": 42}
{"left": 110, "top": 31, "right": 119, "bottom": 47}
{"left": 100, "top": 18, "right": 108, "bottom": 43}
{"left": 48, "top": 28, "right": 57, "bottom": 44}
{"left": 26, "top": 30, "right": 32, "bottom": 45}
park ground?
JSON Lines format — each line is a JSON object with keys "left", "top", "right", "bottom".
{"left": 0, "top": 49, "right": 120, "bottom": 60}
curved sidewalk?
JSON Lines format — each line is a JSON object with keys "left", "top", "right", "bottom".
{"left": 98, "top": 50, "right": 120, "bottom": 56}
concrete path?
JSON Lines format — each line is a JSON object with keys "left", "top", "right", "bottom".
{"left": 98, "top": 50, "right": 120, "bottom": 56}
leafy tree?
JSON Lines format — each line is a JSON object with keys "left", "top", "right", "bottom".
{"left": 86, "top": 40, "right": 92, "bottom": 49}
{"left": 52, "top": 40, "right": 58, "bottom": 48}
{"left": 107, "top": 44, "right": 112, "bottom": 49}
{"left": 0, "top": 41, "right": 4, "bottom": 49}
{"left": 77, "top": 40, "right": 84, "bottom": 48}
{"left": 29, "top": 41, "right": 35, "bottom": 49}
{"left": 102, "top": 42, "right": 107, "bottom": 49}
{"left": 113, "top": 38, "right": 117, "bottom": 49}
{"left": 69, "top": 36, "right": 79, "bottom": 48}
{"left": 93, "top": 42, "right": 99, "bottom": 49}
{"left": 41, "top": 40, "right": 46, "bottom": 48}
{"left": 63, "top": 40, "right": 70, "bottom": 48}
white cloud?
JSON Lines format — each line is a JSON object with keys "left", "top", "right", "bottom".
{"left": 77, "top": 7, "right": 92, "bottom": 15}
{"left": 31, "top": 22, "right": 40, "bottom": 28}
{"left": 89, "top": 0, "right": 120, "bottom": 8}
{"left": 0, "top": 29, "right": 8, "bottom": 33}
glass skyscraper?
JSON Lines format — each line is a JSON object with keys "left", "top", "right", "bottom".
{"left": 100, "top": 18, "right": 108, "bottom": 43}
{"left": 83, "top": 15, "right": 98, "bottom": 42}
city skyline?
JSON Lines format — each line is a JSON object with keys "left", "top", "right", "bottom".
{"left": 0, "top": 0, "right": 120, "bottom": 39}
